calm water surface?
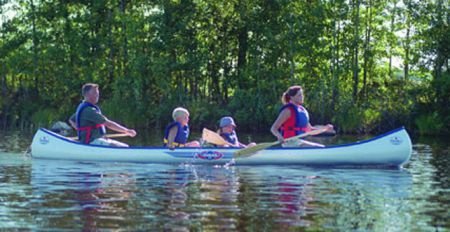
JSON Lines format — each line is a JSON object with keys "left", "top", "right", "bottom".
{"left": 0, "top": 131, "right": 448, "bottom": 231}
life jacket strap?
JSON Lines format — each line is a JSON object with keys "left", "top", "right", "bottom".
{"left": 283, "top": 126, "right": 310, "bottom": 131}
{"left": 163, "top": 138, "right": 185, "bottom": 147}
{"left": 77, "top": 123, "right": 105, "bottom": 144}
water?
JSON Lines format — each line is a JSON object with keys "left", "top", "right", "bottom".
{"left": 0, "top": 132, "right": 448, "bottom": 231}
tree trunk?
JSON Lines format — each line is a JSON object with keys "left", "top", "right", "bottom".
{"left": 404, "top": 27, "right": 410, "bottom": 82}
{"left": 107, "top": 7, "right": 115, "bottom": 82}
{"left": 237, "top": 25, "right": 247, "bottom": 89}
{"left": 30, "top": 0, "right": 39, "bottom": 95}
{"left": 403, "top": 0, "right": 411, "bottom": 82}
{"left": 120, "top": 0, "right": 128, "bottom": 78}
{"left": 1, "top": 71, "right": 6, "bottom": 130}
{"left": 352, "top": 0, "right": 360, "bottom": 103}
{"left": 362, "top": 0, "right": 372, "bottom": 100}
{"left": 288, "top": 14, "right": 295, "bottom": 81}
{"left": 388, "top": 2, "right": 397, "bottom": 79}
{"left": 331, "top": 9, "right": 340, "bottom": 112}
{"left": 236, "top": 1, "right": 248, "bottom": 89}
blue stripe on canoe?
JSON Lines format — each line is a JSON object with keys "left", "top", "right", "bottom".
{"left": 164, "top": 151, "right": 234, "bottom": 160}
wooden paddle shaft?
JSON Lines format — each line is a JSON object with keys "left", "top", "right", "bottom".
{"left": 234, "top": 127, "right": 328, "bottom": 157}
{"left": 68, "top": 133, "right": 129, "bottom": 140}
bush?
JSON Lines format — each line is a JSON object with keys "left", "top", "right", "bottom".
{"left": 31, "top": 108, "right": 60, "bottom": 128}
{"left": 415, "top": 112, "right": 445, "bottom": 135}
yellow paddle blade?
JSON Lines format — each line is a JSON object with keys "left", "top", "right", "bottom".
{"left": 202, "top": 128, "right": 229, "bottom": 146}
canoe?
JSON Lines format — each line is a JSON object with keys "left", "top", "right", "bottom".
{"left": 30, "top": 127, "right": 412, "bottom": 167}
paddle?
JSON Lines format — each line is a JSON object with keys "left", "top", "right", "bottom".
{"left": 299, "top": 139, "right": 325, "bottom": 147}
{"left": 68, "top": 133, "right": 130, "bottom": 140}
{"left": 234, "top": 127, "right": 329, "bottom": 157}
{"left": 202, "top": 128, "right": 233, "bottom": 146}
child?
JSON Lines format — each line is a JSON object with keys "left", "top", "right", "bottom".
{"left": 163, "top": 107, "right": 200, "bottom": 149}
{"left": 218, "top": 116, "right": 256, "bottom": 148}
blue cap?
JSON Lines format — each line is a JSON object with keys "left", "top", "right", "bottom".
{"left": 219, "top": 116, "right": 236, "bottom": 127}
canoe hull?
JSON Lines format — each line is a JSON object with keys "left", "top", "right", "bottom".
{"left": 31, "top": 128, "right": 412, "bottom": 167}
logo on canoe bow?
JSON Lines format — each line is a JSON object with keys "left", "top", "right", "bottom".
{"left": 196, "top": 151, "right": 224, "bottom": 160}
{"left": 39, "top": 136, "right": 50, "bottom": 145}
{"left": 390, "top": 136, "right": 402, "bottom": 145}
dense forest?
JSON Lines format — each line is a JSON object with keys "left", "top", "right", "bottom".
{"left": 0, "top": 0, "right": 448, "bottom": 135}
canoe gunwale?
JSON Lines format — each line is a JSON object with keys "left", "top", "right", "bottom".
{"left": 36, "top": 126, "right": 408, "bottom": 150}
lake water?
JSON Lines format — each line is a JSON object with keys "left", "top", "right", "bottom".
{"left": 0, "top": 131, "right": 448, "bottom": 231}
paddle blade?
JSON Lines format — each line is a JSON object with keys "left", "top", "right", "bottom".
{"left": 234, "top": 141, "right": 278, "bottom": 157}
{"left": 202, "top": 128, "right": 229, "bottom": 146}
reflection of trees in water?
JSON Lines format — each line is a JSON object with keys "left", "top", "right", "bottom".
{"left": 235, "top": 167, "right": 317, "bottom": 231}
{"left": 0, "top": 132, "right": 32, "bottom": 152}
{"left": 0, "top": 161, "right": 32, "bottom": 229}
{"left": 408, "top": 143, "right": 450, "bottom": 230}
{"left": 155, "top": 165, "right": 241, "bottom": 231}
{"left": 305, "top": 169, "right": 413, "bottom": 231}
{"left": 31, "top": 161, "right": 137, "bottom": 230}
{"left": 74, "top": 172, "right": 136, "bottom": 230}
{"left": 235, "top": 167, "right": 414, "bottom": 231}
{"left": 26, "top": 159, "right": 448, "bottom": 231}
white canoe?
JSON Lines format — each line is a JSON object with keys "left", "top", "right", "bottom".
{"left": 31, "top": 127, "right": 412, "bottom": 167}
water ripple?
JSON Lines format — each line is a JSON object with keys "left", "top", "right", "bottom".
{"left": 0, "top": 143, "right": 449, "bottom": 231}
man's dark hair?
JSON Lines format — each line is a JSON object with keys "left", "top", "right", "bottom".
{"left": 82, "top": 83, "right": 99, "bottom": 97}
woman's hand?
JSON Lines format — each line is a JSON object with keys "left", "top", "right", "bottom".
{"left": 276, "top": 134, "right": 285, "bottom": 143}
{"left": 126, "top": 129, "right": 137, "bottom": 137}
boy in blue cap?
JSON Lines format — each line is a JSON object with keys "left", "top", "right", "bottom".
{"left": 218, "top": 116, "right": 256, "bottom": 148}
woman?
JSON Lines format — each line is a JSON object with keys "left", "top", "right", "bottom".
{"left": 270, "top": 85, "right": 333, "bottom": 147}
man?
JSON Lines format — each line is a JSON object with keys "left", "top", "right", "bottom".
{"left": 69, "top": 83, "right": 136, "bottom": 147}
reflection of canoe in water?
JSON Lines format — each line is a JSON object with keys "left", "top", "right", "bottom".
{"left": 31, "top": 127, "right": 412, "bottom": 167}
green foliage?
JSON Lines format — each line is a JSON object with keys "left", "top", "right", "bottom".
{"left": 0, "top": 0, "right": 447, "bottom": 135}
{"left": 362, "top": 108, "right": 381, "bottom": 131}
{"left": 334, "top": 103, "right": 363, "bottom": 134}
{"left": 31, "top": 108, "right": 60, "bottom": 128}
{"left": 415, "top": 112, "right": 445, "bottom": 135}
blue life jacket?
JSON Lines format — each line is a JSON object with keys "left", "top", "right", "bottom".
{"left": 75, "top": 101, "right": 106, "bottom": 143}
{"left": 220, "top": 131, "right": 245, "bottom": 148}
{"left": 163, "top": 122, "right": 189, "bottom": 147}
{"left": 220, "top": 131, "right": 238, "bottom": 144}
{"left": 279, "top": 103, "right": 309, "bottom": 138}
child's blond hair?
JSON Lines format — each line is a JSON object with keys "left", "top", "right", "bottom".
{"left": 172, "top": 107, "right": 189, "bottom": 120}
